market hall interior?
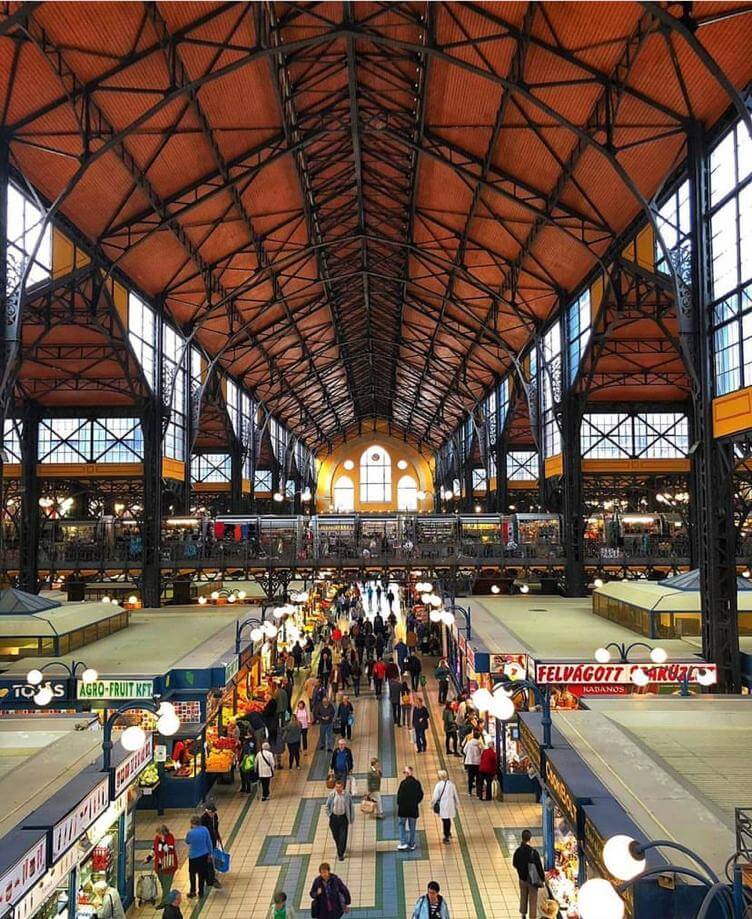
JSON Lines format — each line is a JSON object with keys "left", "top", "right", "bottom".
{"left": 1, "top": 2, "right": 752, "bottom": 919}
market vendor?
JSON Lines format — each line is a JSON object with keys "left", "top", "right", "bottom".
{"left": 172, "top": 737, "right": 192, "bottom": 766}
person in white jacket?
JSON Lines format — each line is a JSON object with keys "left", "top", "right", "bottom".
{"left": 256, "top": 741, "right": 276, "bottom": 801}
{"left": 462, "top": 732, "right": 483, "bottom": 796}
{"left": 431, "top": 770, "right": 460, "bottom": 844}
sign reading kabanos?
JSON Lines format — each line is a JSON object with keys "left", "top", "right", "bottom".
{"left": 535, "top": 661, "right": 717, "bottom": 686}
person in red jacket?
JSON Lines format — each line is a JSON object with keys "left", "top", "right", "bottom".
{"left": 153, "top": 825, "right": 178, "bottom": 908}
{"left": 372, "top": 659, "right": 387, "bottom": 697}
{"left": 477, "top": 741, "right": 498, "bottom": 801}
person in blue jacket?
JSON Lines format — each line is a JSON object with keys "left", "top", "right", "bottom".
{"left": 184, "top": 816, "right": 213, "bottom": 899}
{"left": 411, "top": 881, "right": 450, "bottom": 919}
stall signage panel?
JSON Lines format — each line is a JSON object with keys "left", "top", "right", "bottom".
{"left": 518, "top": 718, "right": 541, "bottom": 773}
{"left": 490, "top": 654, "right": 527, "bottom": 676}
{"left": 52, "top": 779, "right": 109, "bottom": 860}
{"left": 224, "top": 657, "right": 240, "bottom": 684}
{"left": 535, "top": 661, "right": 717, "bottom": 686}
{"left": 0, "top": 679, "right": 68, "bottom": 707}
{"left": 13, "top": 845, "right": 79, "bottom": 919}
{"left": 113, "top": 733, "right": 153, "bottom": 797}
{"left": 545, "top": 759, "right": 578, "bottom": 826}
{"left": 77, "top": 679, "right": 154, "bottom": 700}
{"left": 0, "top": 838, "right": 47, "bottom": 915}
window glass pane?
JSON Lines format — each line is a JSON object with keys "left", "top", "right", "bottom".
{"left": 2, "top": 419, "right": 22, "bottom": 463}
{"left": 397, "top": 475, "right": 417, "bottom": 511}
{"left": 334, "top": 475, "right": 355, "bottom": 511}
{"left": 191, "top": 453, "right": 231, "bottom": 483}
{"left": 128, "top": 293, "right": 156, "bottom": 387}
{"left": 254, "top": 469, "right": 272, "bottom": 492}
{"left": 710, "top": 131, "right": 736, "bottom": 207}
{"left": 6, "top": 184, "right": 51, "bottom": 294}
{"left": 359, "top": 445, "right": 391, "bottom": 503}
{"left": 507, "top": 451, "right": 537, "bottom": 481}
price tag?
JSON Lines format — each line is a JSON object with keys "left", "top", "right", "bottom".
{"left": 154, "top": 744, "right": 167, "bottom": 763}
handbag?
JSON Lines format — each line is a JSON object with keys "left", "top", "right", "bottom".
{"left": 401, "top": 693, "right": 411, "bottom": 705}
{"left": 212, "top": 846, "right": 230, "bottom": 874}
{"left": 528, "top": 857, "right": 544, "bottom": 888}
{"left": 433, "top": 780, "right": 448, "bottom": 815}
{"left": 325, "top": 771, "right": 336, "bottom": 789}
{"left": 360, "top": 797, "right": 376, "bottom": 814}
{"left": 311, "top": 897, "right": 321, "bottom": 918}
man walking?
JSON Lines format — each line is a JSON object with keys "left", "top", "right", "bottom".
{"left": 372, "top": 658, "right": 386, "bottom": 698}
{"left": 330, "top": 737, "right": 354, "bottom": 787}
{"left": 512, "top": 829, "right": 544, "bottom": 919}
{"left": 396, "top": 765, "right": 423, "bottom": 852}
{"left": 412, "top": 695, "right": 429, "bottom": 753}
{"left": 406, "top": 652, "right": 422, "bottom": 691}
{"left": 200, "top": 803, "right": 222, "bottom": 889}
{"left": 435, "top": 658, "right": 451, "bottom": 704}
{"left": 316, "top": 695, "right": 336, "bottom": 752}
{"left": 325, "top": 779, "right": 355, "bottom": 861}
{"left": 388, "top": 676, "right": 403, "bottom": 725}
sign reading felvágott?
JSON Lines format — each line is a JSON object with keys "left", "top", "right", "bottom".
{"left": 535, "top": 661, "right": 717, "bottom": 686}
{"left": 0, "top": 837, "right": 47, "bottom": 915}
{"left": 52, "top": 779, "right": 109, "bottom": 860}
{"left": 114, "top": 733, "right": 153, "bottom": 797}
{"left": 77, "top": 679, "right": 154, "bottom": 700}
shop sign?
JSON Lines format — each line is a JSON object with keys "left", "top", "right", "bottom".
{"left": 13, "top": 844, "right": 79, "bottom": 919}
{"left": 52, "top": 779, "right": 109, "bottom": 860}
{"left": 535, "top": 661, "right": 717, "bottom": 686}
{"left": 568, "top": 684, "right": 628, "bottom": 698}
{"left": 113, "top": 734, "right": 153, "bottom": 797}
{"left": 0, "top": 680, "right": 68, "bottom": 707}
{"left": 490, "top": 654, "right": 527, "bottom": 676}
{"left": 0, "top": 838, "right": 47, "bottom": 915}
{"left": 223, "top": 656, "right": 239, "bottom": 684}
{"left": 457, "top": 634, "right": 475, "bottom": 672}
{"left": 518, "top": 718, "right": 541, "bottom": 773}
{"left": 77, "top": 679, "right": 154, "bottom": 700}
{"left": 545, "top": 759, "right": 577, "bottom": 826}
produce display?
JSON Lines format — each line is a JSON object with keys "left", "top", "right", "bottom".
{"left": 139, "top": 763, "right": 159, "bottom": 788}
{"left": 205, "top": 750, "right": 234, "bottom": 773}
{"left": 546, "top": 826, "right": 580, "bottom": 917}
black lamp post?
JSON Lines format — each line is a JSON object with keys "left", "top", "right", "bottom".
{"left": 27, "top": 659, "right": 97, "bottom": 705}
{"left": 101, "top": 698, "right": 178, "bottom": 771}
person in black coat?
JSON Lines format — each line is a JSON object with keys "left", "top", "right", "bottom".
{"left": 162, "top": 890, "right": 183, "bottom": 919}
{"left": 396, "top": 766, "right": 424, "bottom": 851}
{"left": 406, "top": 653, "right": 422, "bottom": 691}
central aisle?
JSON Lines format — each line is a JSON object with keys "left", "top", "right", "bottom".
{"left": 138, "top": 586, "right": 540, "bottom": 918}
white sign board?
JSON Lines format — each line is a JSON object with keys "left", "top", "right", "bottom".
{"left": 535, "top": 661, "right": 718, "bottom": 686}
{"left": 0, "top": 838, "right": 47, "bottom": 916}
{"left": 77, "top": 679, "right": 154, "bottom": 700}
{"left": 52, "top": 778, "right": 109, "bottom": 860}
{"left": 113, "top": 733, "right": 153, "bottom": 797}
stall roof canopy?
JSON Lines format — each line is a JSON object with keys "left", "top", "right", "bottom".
{"left": 595, "top": 579, "right": 752, "bottom": 613}
{"left": 0, "top": 600, "right": 125, "bottom": 638}
{"left": 0, "top": 589, "right": 61, "bottom": 615}
{"left": 659, "top": 569, "right": 752, "bottom": 592}
{"left": 3, "top": 3, "right": 752, "bottom": 447}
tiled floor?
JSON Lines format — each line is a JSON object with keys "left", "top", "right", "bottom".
{"left": 135, "top": 588, "right": 541, "bottom": 918}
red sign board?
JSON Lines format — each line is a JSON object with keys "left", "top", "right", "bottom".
{"left": 535, "top": 661, "right": 717, "bottom": 686}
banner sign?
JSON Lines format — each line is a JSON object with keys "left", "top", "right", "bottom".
{"left": 77, "top": 679, "right": 154, "bottom": 700}
{"left": 113, "top": 733, "right": 153, "bottom": 797}
{"left": 535, "top": 661, "right": 717, "bottom": 686}
{"left": 224, "top": 657, "right": 239, "bottom": 684}
{"left": 52, "top": 779, "right": 109, "bottom": 860}
{"left": 0, "top": 680, "right": 68, "bottom": 708}
{"left": 0, "top": 838, "right": 47, "bottom": 915}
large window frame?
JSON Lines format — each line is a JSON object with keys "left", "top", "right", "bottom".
{"left": 359, "top": 445, "right": 392, "bottom": 504}
{"left": 709, "top": 120, "right": 752, "bottom": 396}
{"left": 128, "top": 293, "right": 157, "bottom": 388}
{"left": 38, "top": 418, "right": 144, "bottom": 464}
{"left": 334, "top": 475, "right": 355, "bottom": 511}
{"left": 6, "top": 183, "right": 51, "bottom": 292}
{"left": 163, "top": 322, "right": 187, "bottom": 461}
{"left": 191, "top": 453, "right": 231, "bottom": 484}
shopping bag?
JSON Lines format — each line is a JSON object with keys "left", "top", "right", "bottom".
{"left": 349, "top": 775, "right": 358, "bottom": 797}
{"left": 213, "top": 846, "right": 231, "bottom": 874}
{"left": 360, "top": 797, "right": 376, "bottom": 814}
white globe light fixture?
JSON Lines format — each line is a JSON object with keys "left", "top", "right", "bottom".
{"left": 594, "top": 647, "right": 611, "bottom": 664}
{"left": 81, "top": 668, "right": 98, "bottom": 684}
{"left": 301, "top": 488, "right": 312, "bottom": 502}
{"left": 156, "top": 712, "right": 181, "bottom": 736}
{"left": 211, "top": 591, "right": 220, "bottom": 601}
{"left": 519, "top": 583, "right": 530, "bottom": 594}
{"left": 489, "top": 691, "right": 516, "bottom": 721}
{"left": 157, "top": 701, "right": 176, "bottom": 717}
{"left": 470, "top": 688, "right": 493, "bottom": 712}
{"left": 34, "top": 686, "right": 54, "bottom": 706}
{"left": 429, "top": 594, "right": 442, "bottom": 608}
{"left": 578, "top": 879, "right": 624, "bottom": 919}
{"left": 420, "top": 592, "right": 432, "bottom": 604}
{"left": 27, "top": 668, "right": 44, "bottom": 686}
{"left": 198, "top": 596, "right": 207, "bottom": 605}
{"left": 343, "top": 459, "right": 355, "bottom": 471}
{"left": 102, "top": 595, "right": 111, "bottom": 604}
{"left": 397, "top": 459, "right": 408, "bottom": 470}
{"left": 273, "top": 606, "right": 286, "bottom": 619}
{"left": 649, "top": 646, "right": 667, "bottom": 664}
{"left": 440, "top": 610, "right": 455, "bottom": 626}
{"left": 250, "top": 627, "right": 264, "bottom": 642}
{"left": 238, "top": 590, "right": 247, "bottom": 600}
{"left": 631, "top": 667, "right": 650, "bottom": 687}
{"left": 593, "top": 577, "right": 604, "bottom": 588}
{"left": 227, "top": 593, "right": 236, "bottom": 604}
{"left": 120, "top": 725, "right": 147, "bottom": 752}
{"left": 429, "top": 608, "right": 443, "bottom": 623}
{"left": 602, "top": 835, "right": 646, "bottom": 881}
{"left": 263, "top": 622, "right": 278, "bottom": 638}
{"left": 273, "top": 491, "right": 284, "bottom": 503}
{"left": 490, "top": 584, "right": 500, "bottom": 594}
{"left": 443, "top": 489, "right": 454, "bottom": 501}
{"left": 128, "top": 595, "right": 138, "bottom": 605}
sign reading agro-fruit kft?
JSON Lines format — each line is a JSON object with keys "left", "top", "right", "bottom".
{"left": 77, "top": 679, "right": 154, "bottom": 700}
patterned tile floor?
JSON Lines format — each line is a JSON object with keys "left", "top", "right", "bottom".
{"left": 135, "top": 590, "right": 542, "bottom": 918}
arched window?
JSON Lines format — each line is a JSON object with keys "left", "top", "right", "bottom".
{"left": 397, "top": 475, "right": 418, "bottom": 511}
{"left": 333, "top": 475, "right": 355, "bottom": 511}
{"left": 360, "top": 445, "right": 391, "bottom": 503}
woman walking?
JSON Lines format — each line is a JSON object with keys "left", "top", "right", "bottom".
{"left": 366, "top": 757, "right": 384, "bottom": 818}
{"left": 400, "top": 673, "right": 412, "bottom": 727}
{"left": 153, "top": 825, "right": 178, "bottom": 907}
{"left": 282, "top": 713, "right": 302, "bottom": 769}
{"left": 256, "top": 741, "right": 276, "bottom": 801}
{"left": 442, "top": 701, "right": 459, "bottom": 755}
{"left": 295, "top": 699, "right": 309, "bottom": 753}
{"left": 431, "top": 770, "right": 460, "bottom": 844}
{"left": 309, "top": 862, "right": 351, "bottom": 919}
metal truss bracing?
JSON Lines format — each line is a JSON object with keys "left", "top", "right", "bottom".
{"left": 0, "top": 3, "right": 750, "bottom": 449}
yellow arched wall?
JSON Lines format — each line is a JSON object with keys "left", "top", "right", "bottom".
{"left": 316, "top": 432, "right": 434, "bottom": 513}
